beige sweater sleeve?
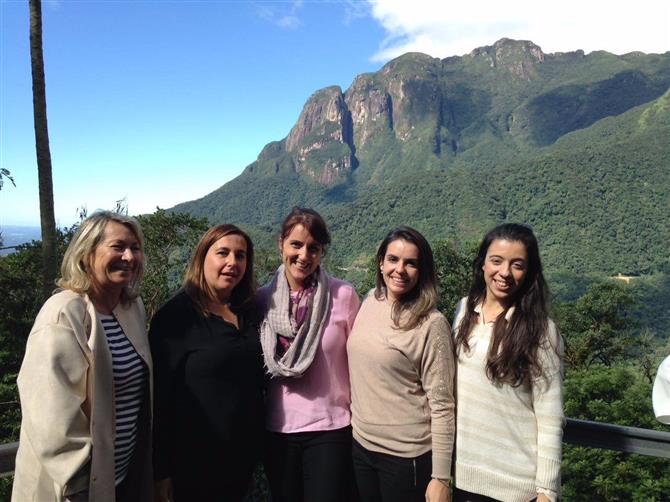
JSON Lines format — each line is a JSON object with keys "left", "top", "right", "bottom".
{"left": 17, "top": 317, "right": 92, "bottom": 491}
{"left": 420, "top": 315, "right": 456, "bottom": 479}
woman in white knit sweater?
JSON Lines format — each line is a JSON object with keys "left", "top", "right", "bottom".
{"left": 452, "top": 223, "right": 564, "bottom": 502}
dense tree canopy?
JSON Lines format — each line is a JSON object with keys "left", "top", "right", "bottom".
{"left": 1, "top": 217, "right": 669, "bottom": 500}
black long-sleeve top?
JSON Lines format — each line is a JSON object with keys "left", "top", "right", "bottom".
{"left": 150, "top": 291, "right": 265, "bottom": 492}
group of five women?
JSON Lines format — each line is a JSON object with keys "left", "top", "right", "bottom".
{"left": 12, "top": 207, "right": 563, "bottom": 502}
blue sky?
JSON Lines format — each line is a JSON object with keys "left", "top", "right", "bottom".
{"left": 1, "top": 0, "right": 668, "bottom": 227}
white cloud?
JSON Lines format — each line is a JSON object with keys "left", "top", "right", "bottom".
{"left": 277, "top": 15, "right": 301, "bottom": 29}
{"left": 366, "top": 0, "right": 670, "bottom": 62}
{"left": 341, "top": 0, "right": 372, "bottom": 25}
{"left": 257, "top": 0, "right": 304, "bottom": 30}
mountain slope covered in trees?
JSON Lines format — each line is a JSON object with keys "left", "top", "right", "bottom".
{"left": 173, "top": 38, "right": 670, "bottom": 275}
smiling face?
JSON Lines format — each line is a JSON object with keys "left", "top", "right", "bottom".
{"left": 380, "top": 238, "right": 420, "bottom": 302}
{"left": 482, "top": 238, "right": 528, "bottom": 308}
{"left": 89, "top": 221, "right": 142, "bottom": 296}
{"left": 203, "top": 234, "right": 248, "bottom": 303}
{"left": 280, "top": 224, "right": 324, "bottom": 290}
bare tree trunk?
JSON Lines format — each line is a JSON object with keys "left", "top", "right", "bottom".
{"left": 29, "top": 0, "right": 58, "bottom": 300}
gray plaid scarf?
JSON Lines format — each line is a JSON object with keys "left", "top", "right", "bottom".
{"left": 261, "top": 264, "right": 331, "bottom": 378}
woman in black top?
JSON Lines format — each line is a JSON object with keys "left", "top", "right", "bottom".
{"left": 151, "top": 224, "right": 265, "bottom": 501}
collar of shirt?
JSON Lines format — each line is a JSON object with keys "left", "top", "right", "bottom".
{"left": 473, "top": 302, "right": 515, "bottom": 324}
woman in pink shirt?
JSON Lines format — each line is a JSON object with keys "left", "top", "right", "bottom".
{"left": 259, "top": 207, "right": 361, "bottom": 502}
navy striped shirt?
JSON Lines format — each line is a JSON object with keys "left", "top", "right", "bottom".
{"left": 100, "top": 314, "right": 147, "bottom": 486}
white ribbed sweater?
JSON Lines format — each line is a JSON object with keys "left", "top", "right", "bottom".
{"left": 452, "top": 298, "right": 564, "bottom": 502}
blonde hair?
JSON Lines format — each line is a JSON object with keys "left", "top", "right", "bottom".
{"left": 57, "top": 211, "right": 145, "bottom": 305}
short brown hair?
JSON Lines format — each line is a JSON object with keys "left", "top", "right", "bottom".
{"left": 183, "top": 224, "right": 256, "bottom": 314}
{"left": 279, "top": 207, "right": 331, "bottom": 251}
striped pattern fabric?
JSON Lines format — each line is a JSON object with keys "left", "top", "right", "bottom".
{"left": 452, "top": 299, "right": 564, "bottom": 502}
{"left": 100, "top": 314, "right": 147, "bottom": 486}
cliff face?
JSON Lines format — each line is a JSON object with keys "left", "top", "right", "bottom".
{"left": 345, "top": 74, "right": 393, "bottom": 147}
{"left": 283, "top": 86, "right": 356, "bottom": 184}
{"left": 172, "top": 40, "right": 670, "bottom": 278}
{"left": 468, "top": 38, "right": 545, "bottom": 80}
{"left": 240, "top": 38, "right": 670, "bottom": 186}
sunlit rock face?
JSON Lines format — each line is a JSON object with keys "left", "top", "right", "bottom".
{"left": 284, "top": 86, "right": 356, "bottom": 184}
{"left": 233, "top": 38, "right": 670, "bottom": 187}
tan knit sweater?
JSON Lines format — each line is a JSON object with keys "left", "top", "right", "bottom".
{"left": 453, "top": 298, "right": 564, "bottom": 502}
{"left": 347, "top": 293, "right": 456, "bottom": 479}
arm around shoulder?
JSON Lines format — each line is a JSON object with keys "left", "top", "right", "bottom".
{"left": 342, "top": 282, "right": 361, "bottom": 331}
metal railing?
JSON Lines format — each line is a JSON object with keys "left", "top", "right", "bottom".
{"left": 563, "top": 418, "right": 670, "bottom": 458}
{"left": 1, "top": 418, "right": 669, "bottom": 478}
{"left": 0, "top": 441, "right": 18, "bottom": 478}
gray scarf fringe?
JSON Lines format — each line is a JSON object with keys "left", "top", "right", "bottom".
{"left": 261, "top": 264, "right": 331, "bottom": 378}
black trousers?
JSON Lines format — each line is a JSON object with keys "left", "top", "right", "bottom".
{"left": 352, "top": 439, "right": 431, "bottom": 502}
{"left": 453, "top": 487, "right": 501, "bottom": 502}
{"left": 453, "top": 487, "right": 535, "bottom": 502}
{"left": 265, "top": 425, "right": 357, "bottom": 502}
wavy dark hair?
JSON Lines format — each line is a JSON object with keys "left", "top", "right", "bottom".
{"left": 183, "top": 224, "right": 256, "bottom": 315}
{"left": 375, "top": 227, "right": 438, "bottom": 331}
{"left": 455, "top": 223, "right": 550, "bottom": 387}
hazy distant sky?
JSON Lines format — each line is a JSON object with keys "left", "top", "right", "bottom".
{"left": 1, "top": 0, "right": 668, "bottom": 227}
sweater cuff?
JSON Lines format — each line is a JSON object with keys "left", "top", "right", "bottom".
{"left": 536, "top": 487, "right": 558, "bottom": 502}
{"left": 536, "top": 455, "right": 561, "bottom": 500}
{"left": 431, "top": 453, "right": 452, "bottom": 481}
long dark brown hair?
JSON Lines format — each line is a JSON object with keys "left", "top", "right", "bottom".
{"left": 374, "top": 227, "right": 439, "bottom": 331}
{"left": 183, "top": 224, "right": 256, "bottom": 315}
{"left": 455, "top": 223, "right": 550, "bottom": 387}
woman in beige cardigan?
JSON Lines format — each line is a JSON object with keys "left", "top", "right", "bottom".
{"left": 12, "top": 211, "right": 153, "bottom": 502}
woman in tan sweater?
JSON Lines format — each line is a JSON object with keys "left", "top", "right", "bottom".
{"left": 347, "top": 226, "right": 455, "bottom": 502}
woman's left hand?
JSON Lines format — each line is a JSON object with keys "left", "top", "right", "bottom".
{"left": 425, "top": 478, "right": 451, "bottom": 502}
{"left": 536, "top": 493, "right": 550, "bottom": 502}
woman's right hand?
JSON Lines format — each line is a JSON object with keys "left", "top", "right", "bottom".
{"left": 154, "top": 478, "right": 173, "bottom": 502}
{"left": 425, "top": 478, "right": 451, "bottom": 502}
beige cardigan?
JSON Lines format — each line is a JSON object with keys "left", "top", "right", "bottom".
{"left": 11, "top": 289, "right": 153, "bottom": 502}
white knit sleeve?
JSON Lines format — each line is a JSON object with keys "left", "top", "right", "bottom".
{"left": 532, "top": 320, "right": 565, "bottom": 500}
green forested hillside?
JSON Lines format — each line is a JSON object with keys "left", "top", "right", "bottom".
{"left": 182, "top": 90, "right": 669, "bottom": 278}
{"left": 4, "top": 38, "right": 670, "bottom": 502}
{"left": 173, "top": 41, "right": 669, "bottom": 279}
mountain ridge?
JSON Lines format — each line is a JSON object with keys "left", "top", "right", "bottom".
{"left": 172, "top": 38, "right": 670, "bottom": 275}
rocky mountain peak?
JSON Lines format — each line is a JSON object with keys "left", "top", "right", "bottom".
{"left": 470, "top": 38, "right": 545, "bottom": 79}
{"left": 286, "top": 86, "right": 347, "bottom": 151}
{"left": 231, "top": 40, "right": 668, "bottom": 192}
{"left": 284, "top": 86, "right": 356, "bottom": 184}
